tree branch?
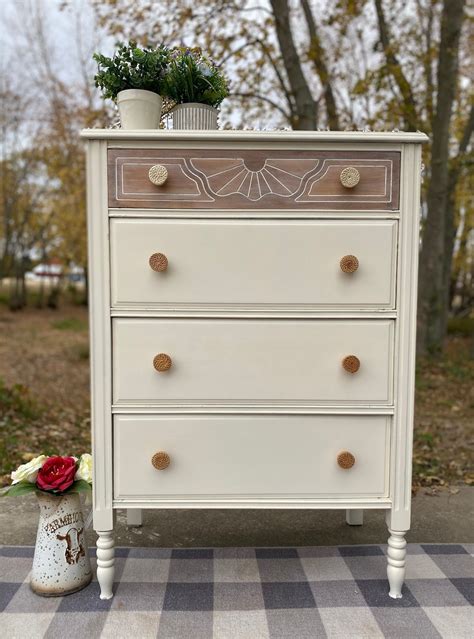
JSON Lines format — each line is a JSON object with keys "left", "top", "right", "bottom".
{"left": 255, "top": 38, "right": 296, "bottom": 118}
{"left": 231, "top": 91, "right": 292, "bottom": 121}
{"left": 269, "top": 0, "right": 317, "bottom": 130}
{"left": 300, "top": 0, "right": 340, "bottom": 130}
{"left": 374, "top": 0, "right": 420, "bottom": 131}
{"left": 457, "top": 103, "right": 474, "bottom": 156}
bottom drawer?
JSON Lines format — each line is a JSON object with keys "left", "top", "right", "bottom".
{"left": 113, "top": 415, "right": 389, "bottom": 499}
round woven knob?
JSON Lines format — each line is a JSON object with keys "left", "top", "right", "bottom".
{"left": 151, "top": 451, "right": 170, "bottom": 470}
{"left": 340, "top": 166, "right": 360, "bottom": 188}
{"left": 337, "top": 451, "right": 355, "bottom": 469}
{"left": 340, "top": 255, "right": 359, "bottom": 274}
{"left": 342, "top": 355, "right": 360, "bottom": 373}
{"left": 148, "top": 164, "right": 168, "bottom": 186}
{"left": 149, "top": 253, "right": 168, "bottom": 272}
{"left": 153, "top": 353, "right": 172, "bottom": 372}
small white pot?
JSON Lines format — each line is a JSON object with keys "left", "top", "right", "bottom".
{"left": 116, "top": 89, "right": 162, "bottom": 129}
{"left": 171, "top": 103, "right": 218, "bottom": 130}
{"left": 31, "top": 492, "right": 92, "bottom": 596}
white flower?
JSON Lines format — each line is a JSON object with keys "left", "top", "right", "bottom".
{"left": 11, "top": 455, "right": 47, "bottom": 484}
{"left": 75, "top": 453, "right": 93, "bottom": 484}
{"left": 198, "top": 62, "right": 212, "bottom": 78}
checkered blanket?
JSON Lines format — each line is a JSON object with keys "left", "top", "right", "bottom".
{"left": 1, "top": 544, "right": 472, "bottom": 638}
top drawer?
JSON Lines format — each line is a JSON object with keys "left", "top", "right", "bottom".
{"left": 108, "top": 149, "right": 400, "bottom": 211}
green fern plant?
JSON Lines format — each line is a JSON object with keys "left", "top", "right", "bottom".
{"left": 93, "top": 41, "right": 170, "bottom": 101}
{"left": 163, "top": 47, "right": 229, "bottom": 108}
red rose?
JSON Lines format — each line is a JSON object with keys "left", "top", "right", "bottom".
{"left": 36, "top": 456, "right": 77, "bottom": 493}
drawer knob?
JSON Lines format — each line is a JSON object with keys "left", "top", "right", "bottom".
{"left": 153, "top": 353, "right": 172, "bottom": 372}
{"left": 342, "top": 355, "right": 360, "bottom": 373}
{"left": 149, "top": 252, "right": 168, "bottom": 272}
{"left": 148, "top": 164, "right": 168, "bottom": 186}
{"left": 340, "top": 166, "right": 360, "bottom": 188}
{"left": 340, "top": 255, "right": 359, "bottom": 273}
{"left": 151, "top": 451, "right": 171, "bottom": 470}
{"left": 337, "top": 451, "right": 356, "bottom": 469}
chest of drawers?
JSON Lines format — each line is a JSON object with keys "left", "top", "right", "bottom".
{"left": 82, "top": 129, "right": 426, "bottom": 600}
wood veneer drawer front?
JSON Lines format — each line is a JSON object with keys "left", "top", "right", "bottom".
{"left": 112, "top": 319, "right": 394, "bottom": 406}
{"left": 108, "top": 149, "right": 400, "bottom": 210}
{"left": 110, "top": 219, "right": 397, "bottom": 310}
{"left": 113, "top": 414, "right": 389, "bottom": 499}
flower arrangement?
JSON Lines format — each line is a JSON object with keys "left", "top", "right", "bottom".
{"left": 163, "top": 47, "right": 229, "bottom": 107}
{"left": 93, "top": 41, "right": 170, "bottom": 101}
{"left": 1, "top": 454, "right": 92, "bottom": 497}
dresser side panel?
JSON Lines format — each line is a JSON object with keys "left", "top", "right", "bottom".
{"left": 389, "top": 143, "right": 422, "bottom": 530}
{"left": 87, "top": 139, "right": 114, "bottom": 531}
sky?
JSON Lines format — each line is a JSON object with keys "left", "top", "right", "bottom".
{"left": 1, "top": 0, "right": 111, "bottom": 94}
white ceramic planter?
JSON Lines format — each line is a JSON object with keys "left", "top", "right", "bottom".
{"left": 171, "top": 103, "right": 218, "bottom": 130}
{"left": 117, "top": 89, "right": 162, "bottom": 129}
{"left": 31, "top": 492, "right": 92, "bottom": 596}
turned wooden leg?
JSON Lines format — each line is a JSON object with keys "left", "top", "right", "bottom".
{"left": 126, "top": 509, "right": 143, "bottom": 527}
{"left": 346, "top": 509, "right": 364, "bottom": 525}
{"left": 96, "top": 530, "right": 114, "bottom": 599}
{"left": 387, "top": 529, "right": 407, "bottom": 599}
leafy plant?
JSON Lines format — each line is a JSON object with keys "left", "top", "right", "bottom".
{"left": 163, "top": 47, "right": 229, "bottom": 107}
{"left": 93, "top": 41, "right": 170, "bottom": 100}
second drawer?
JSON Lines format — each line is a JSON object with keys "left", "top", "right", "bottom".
{"left": 112, "top": 319, "right": 394, "bottom": 405}
{"left": 110, "top": 219, "right": 398, "bottom": 310}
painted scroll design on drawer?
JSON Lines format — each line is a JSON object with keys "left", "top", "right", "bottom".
{"left": 116, "top": 157, "right": 214, "bottom": 203}
{"left": 189, "top": 158, "right": 319, "bottom": 202}
{"left": 109, "top": 150, "right": 400, "bottom": 209}
{"left": 296, "top": 159, "right": 393, "bottom": 203}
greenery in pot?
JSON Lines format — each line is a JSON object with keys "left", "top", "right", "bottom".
{"left": 163, "top": 47, "right": 229, "bottom": 107}
{"left": 93, "top": 41, "right": 170, "bottom": 100}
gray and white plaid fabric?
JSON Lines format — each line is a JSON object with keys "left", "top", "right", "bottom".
{"left": 1, "top": 544, "right": 473, "bottom": 638}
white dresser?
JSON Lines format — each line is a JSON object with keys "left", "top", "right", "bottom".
{"left": 82, "top": 129, "right": 427, "bottom": 600}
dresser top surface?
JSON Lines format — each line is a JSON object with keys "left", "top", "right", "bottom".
{"left": 80, "top": 128, "right": 428, "bottom": 144}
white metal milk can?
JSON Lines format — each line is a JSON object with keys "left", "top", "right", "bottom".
{"left": 31, "top": 492, "right": 92, "bottom": 596}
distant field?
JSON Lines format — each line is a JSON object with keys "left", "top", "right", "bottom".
{"left": 0, "top": 306, "right": 472, "bottom": 491}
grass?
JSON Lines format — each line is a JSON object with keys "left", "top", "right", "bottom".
{"left": 0, "top": 306, "right": 91, "bottom": 485}
{"left": 51, "top": 317, "right": 88, "bottom": 332}
{"left": 447, "top": 316, "right": 474, "bottom": 337}
{"left": 0, "top": 306, "right": 472, "bottom": 491}
{"left": 413, "top": 335, "right": 473, "bottom": 492}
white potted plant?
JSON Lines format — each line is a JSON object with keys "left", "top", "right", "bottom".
{"left": 93, "top": 41, "right": 169, "bottom": 129}
{"left": 164, "top": 47, "right": 229, "bottom": 130}
{"left": 2, "top": 453, "right": 93, "bottom": 596}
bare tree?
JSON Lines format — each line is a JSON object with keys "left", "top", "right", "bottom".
{"left": 415, "top": 0, "right": 469, "bottom": 353}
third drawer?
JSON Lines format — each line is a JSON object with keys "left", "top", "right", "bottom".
{"left": 112, "top": 319, "right": 394, "bottom": 405}
{"left": 110, "top": 219, "right": 398, "bottom": 310}
{"left": 113, "top": 414, "right": 390, "bottom": 499}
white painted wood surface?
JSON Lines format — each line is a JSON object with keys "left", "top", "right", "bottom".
{"left": 112, "top": 319, "right": 394, "bottom": 405}
{"left": 110, "top": 219, "right": 397, "bottom": 309}
{"left": 83, "top": 130, "right": 425, "bottom": 599}
{"left": 113, "top": 414, "right": 389, "bottom": 499}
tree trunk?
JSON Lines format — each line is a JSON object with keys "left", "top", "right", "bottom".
{"left": 374, "top": 0, "right": 420, "bottom": 131}
{"left": 83, "top": 264, "right": 89, "bottom": 306}
{"left": 300, "top": 0, "right": 339, "bottom": 130}
{"left": 269, "top": 0, "right": 317, "bottom": 130}
{"left": 417, "top": 0, "right": 466, "bottom": 355}
{"left": 445, "top": 104, "right": 474, "bottom": 315}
